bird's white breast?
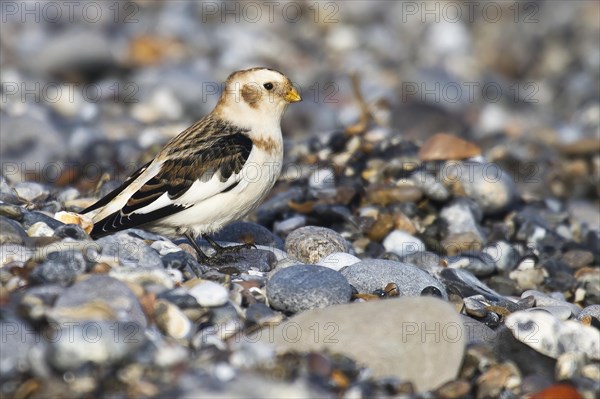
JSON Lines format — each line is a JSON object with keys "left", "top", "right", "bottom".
{"left": 152, "top": 138, "right": 283, "bottom": 236}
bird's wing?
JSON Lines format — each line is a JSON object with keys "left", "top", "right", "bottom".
{"left": 82, "top": 161, "right": 152, "bottom": 215}
{"left": 86, "top": 130, "right": 253, "bottom": 238}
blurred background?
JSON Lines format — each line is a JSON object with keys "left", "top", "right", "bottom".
{"left": 1, "top": 0, "right": 598, "bottom": 199}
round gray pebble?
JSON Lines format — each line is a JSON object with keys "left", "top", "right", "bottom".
{"left": 267, "top": 265, "right": 352, "bottom": 313}
{"left": 284, "top": 226, "right": 350, "bottom": 264}
{"left": 341, "top": 259, "right": 447, "bottom": 299}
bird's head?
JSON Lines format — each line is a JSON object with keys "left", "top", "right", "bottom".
{"left": 214, "top": 67, "right": 301, "bottom": 127}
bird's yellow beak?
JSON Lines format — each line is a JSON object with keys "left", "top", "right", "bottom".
{"left": 284, "top": 86, "right": 302, "bottom": 103}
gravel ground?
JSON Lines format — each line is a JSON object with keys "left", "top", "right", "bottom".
{"left": 1, "top": 1, "right": 599, "bottom": 398}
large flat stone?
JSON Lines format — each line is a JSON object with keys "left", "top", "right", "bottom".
{"left": 258, "top": 296, "right": 465, "bottom": 392}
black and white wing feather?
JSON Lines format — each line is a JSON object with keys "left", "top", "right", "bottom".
{"left": 83, "top": 118, "right": 253, "bottom": 238}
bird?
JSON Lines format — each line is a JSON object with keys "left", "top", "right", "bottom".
{"left": 82, "top": 67, "right": 301, "bottom": 262}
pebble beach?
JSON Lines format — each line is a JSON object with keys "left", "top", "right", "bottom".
{"left": 1, "top": 2, "right": 599, "bottom": 398}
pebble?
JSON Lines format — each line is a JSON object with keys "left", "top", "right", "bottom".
{"left": 309, "top": 167, "right": 336, "bottom": 192}
{"left": 262, "top": 296, "right": 465, "bottom": 392}
{"left": 0, "top": 216, "right": 28, "bottom": 246}
{"left": 555, "top": 352, "right": 586, "bottom": 380}
{"left": 0, "top": 179, "right": 21, "bottom": 205}
{"left": 505, "top": 310, "right": 600, "bottom": 360}
{"left": 438, "top": 268, "right": 507, "bottom": 303}
{"left": 365, "top": 183, "right": 423, "bottom": 205}
{"left": 509, "top": 261, "right": 548, "bottom": 291}
{"left": 521, "top": 290, "right": 582, "bottom": 317}
{"left": 340, "top": 259, "right": 447, "bottom": 299}
{"left": 22, "top": 211, "right": 65, "bottom": 230}
{"left": 528, "top": 306, "right": 573, "bottom": 320}
{"left": 447, "top": 252, "right": 496, "bottom": 276}
{"left": 27, "top": 221, "right": 55, "bottom": 237}
{"left": 418, "top": 133, "right": 481, "bottom": 161}
{"left": 439, "top": 199, "right": 485, "bottom": 248}
{"left": 560, "top": 249, "right": 594, "bottom": 269}
{"left": 53, "top": 275, "right": 148, "bottom": 327}
{"left": 109, "top": 267, "right": 175, "bottom": 289}
{"left": 273, "top": 216, "right": 307, "bottom": 236}
{"left": 29, "top": 250, "right": 87, "bottom": 286}
{"left": 14, "top": 182, "right": 49, "bottom": 203}
{"left": 151, "top": 240, "right": 182, "bottom": 256}
{"left": 214, "top": 248, "right": 277, "bottom": 273}
{"left": 245, "top": 302, "right": 282, "bottom": 325}
{"left": 411, "top": 170, "right": 450, "bottom": 201}
{"left": 0, "top": 317, "right": 38, "bottom": 377}
{"left": 400, "top": 251, "right": 445, "bottom": 273}
{"left": 96, "top": 231, "right": 164, "bottom": 269}
{"left": 266, "top": 265, "right": 352, "bottom": 313}
{"left": 483, "top": 241, "right": 519, "bottom": 273}
{"left": 56, "top": 187, "right": 80, "bottom": 204}
{"left": 47, "top": 320, "right": 146, "bottom": 371}
{"left": 461, "top": 315, "right": 498, "bottom": 344}
{"left": 53, "top": 211, "right": 93, "bottom": 235}
{"left": 53, "top": 224, "right": 90, "bottom": 240}
{"left": 154, "top": 299, "right": 192, "bottom": 339}
{"left": 577, "top": 305, "right": 600, "bottom": 326}
{"left": 0, "top": 243, "right": 34, "bottom": 266}
{"left": 188, "top": 280, "right": 229, "bottom": 307}
{"left": 284, "top": 226, "right": 351, "bottom": 264}
{"left": 448, "top": 161, "right": 518, "bottom": 214}
{"left": 316, "top": 252, "right": 361, "bottom": 271}
{"left": 382, "top": 229, "right": 426, "bottom": 257}
{"left": 0, "top": 203, "right": 23, "bottom": 220}
{"left": 256, "top": 187, "right": 304, "bottom": 225}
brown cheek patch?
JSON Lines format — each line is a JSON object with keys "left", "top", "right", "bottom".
{"left": 241, "top": 83, "right": 261, "bottom": 108}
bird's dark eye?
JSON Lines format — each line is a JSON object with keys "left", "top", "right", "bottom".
{"left": 263, "top": 82, "right": 274, "bottom": 90}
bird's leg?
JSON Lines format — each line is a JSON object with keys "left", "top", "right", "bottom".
{"left": 202, "top": 234, "right": 256, "bottom": 254}
{"left": 184, "top": 232, "right": 213, "bottom": 264}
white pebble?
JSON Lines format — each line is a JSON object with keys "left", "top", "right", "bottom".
{"left": 317, "top": 252, "right": 361, "bottom": 271}
{"left": 383, "top": 230, "right": 426, "bottom": 257}
{"left": 188, "top": 281, "right": 229, "bottom": 307}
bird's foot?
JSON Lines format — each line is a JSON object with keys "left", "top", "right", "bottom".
{"left": 184, "top": 233, "right": 255, "bottom": 266}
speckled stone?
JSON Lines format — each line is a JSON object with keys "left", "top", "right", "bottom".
{"left": 284, "top": 226, "right": 351, "bottom": 264}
